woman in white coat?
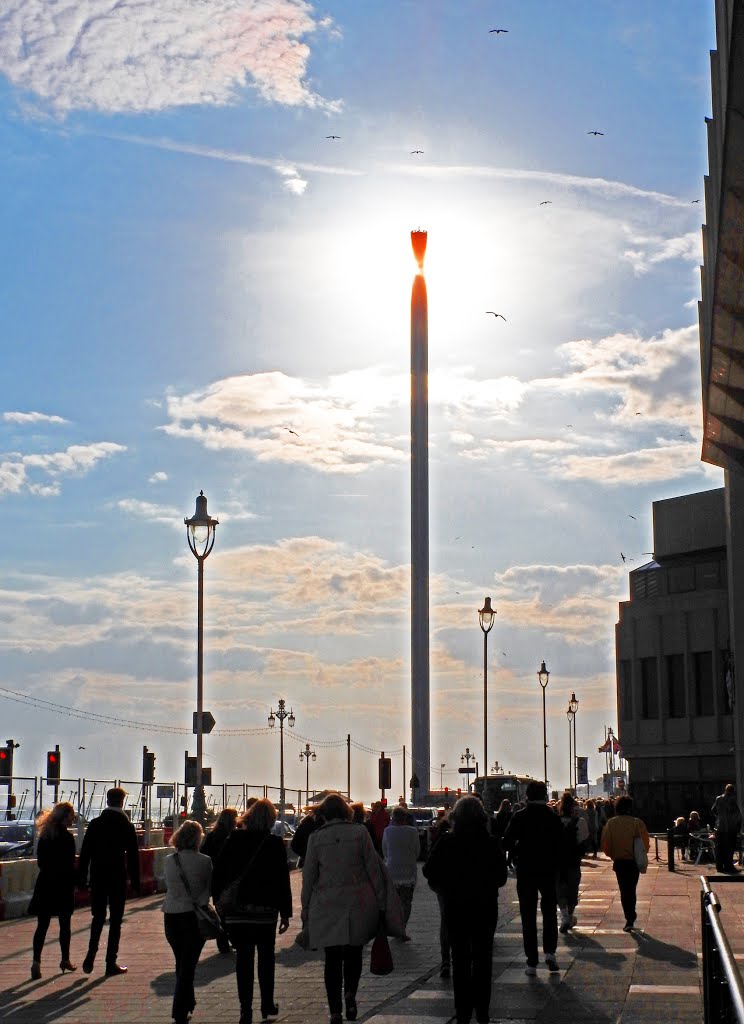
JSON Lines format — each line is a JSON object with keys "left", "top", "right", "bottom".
{"left": 301, "top": 793, "right": 387, "bottom": 1024}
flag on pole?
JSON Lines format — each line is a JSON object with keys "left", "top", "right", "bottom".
{"left": 597, "top": 737, "right": 611, "bottom": 753}
{"left": 612, "top": 737, "right": 622, "bottom": 756}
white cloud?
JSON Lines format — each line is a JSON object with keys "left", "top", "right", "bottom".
{"left": 0, "top": 0, "right": 340, "bottom": 115}
{"left": 621, "top": 230, "right": 701, "bottom": 275}
{"left": 116, "top": 498, "right": 181, "bottom": 527}
{"left": 148, "top": 471, "right": 168, "bottom": 484}
{"left": 3, "top": 411, "right": 69, "bottom": 425}
{"left": 0, "top": 442, "right": 126, "bottom": 497}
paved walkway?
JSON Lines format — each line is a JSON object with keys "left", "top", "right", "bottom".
{"left": 0, "top": 851, "right": 740, "bottom": 1023}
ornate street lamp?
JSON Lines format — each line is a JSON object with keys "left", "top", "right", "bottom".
{"left": 569, "top": 692, "right": 579, "bottom": 789}
{"left": 184, "top": 490, "right": 218, "bottom": 825}
{"left": 537, "top": 660, "right": 550, "bottom": 785}
{"left": 566, "top": 702, "right": 575, "bottom": 791}
{"left": 478, "top": 597, "right": 497, "bottom": 789}
{"left": 268, "top": 699, "right": 295, "bottom": 822}
{"left": 461, "top": 746, "right": 476, "bottom": 792}
{"left": 299, "top": 742, "right": 316, "bottom": 811}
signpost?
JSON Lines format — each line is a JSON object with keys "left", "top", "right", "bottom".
{"left": 193, "top": 711, "right": 216, "bottom": 735}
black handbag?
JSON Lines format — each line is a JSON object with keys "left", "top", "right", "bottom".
{"left": 172, "top": 853, "right": 225, "bottom": 941}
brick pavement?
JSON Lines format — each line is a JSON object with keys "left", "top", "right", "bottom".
{"left": 1, "top": 851, "right": 741, "bottom": 1023}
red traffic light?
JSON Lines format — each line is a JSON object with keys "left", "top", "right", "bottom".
{"left": 0, "top": 751, "right": 7, "bottom": 760}
{"left": 49, "top": 754, "right": 57, "bottom": 763}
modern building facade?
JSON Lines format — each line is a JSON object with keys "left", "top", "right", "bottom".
{"left": 616, "top": 489, "right": 734, "bottom": 830}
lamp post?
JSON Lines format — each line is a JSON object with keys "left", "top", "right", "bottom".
{"left": 440, "top": 762, "right": 445, "bottom": 789}
{"left": 537, "top": 660, "right": 550, "bottom": 785}
{"left": 478, "top": 597, "right": 497, "bottom": 791}
{"left": 461, "top": 747, "right": 476, "bottom": 792}
{"left": 569, "top": 692, "right": 579, "bottom": 789}
{"left": 299, "top": 742, "right": 316, "bottom": 810}
{"left": 268, "top": 699, "right": 295, "bottom": 823}
{"left": 566, "top": 703, "right": 575, "bottom": 791}
{"left": 184, "top": 490, "right": 218, "bottom": 825}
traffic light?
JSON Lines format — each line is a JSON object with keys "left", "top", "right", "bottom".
{"left": 378, "top": 756, "right": 391, "bottom": 791}
{"left": 0, "top": 740, "right": 13, "bottom": 784}
{"left": 456, "top": 788, "right": 461, "bottom": 798}
{"left": 184, "top": 753, "right": 197, "bottom": 787}
{"left": 46, "top": 746, "right": 61, "bottom": 785}
{"left": 381, "top": 797, "right": 387, "bottom": 807}
{"left": 142, "top": 746, "right": 156, "bottom": 784}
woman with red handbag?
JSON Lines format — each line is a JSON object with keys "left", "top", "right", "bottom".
{"left": 301, "top": 793, "right": 387, "bottom": 1024}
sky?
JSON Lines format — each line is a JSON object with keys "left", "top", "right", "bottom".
{"left": 0, "top": 0, "right": 721, "bottom": 806}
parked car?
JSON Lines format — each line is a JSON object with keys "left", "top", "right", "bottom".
{"left": 408, "top": 807, "right": 436, "bottom": 859}
{"left": 272, "top": 818, "right": 299, "bottom": 869}
{"left": 0, "top": 822, "right": 34, "bottom": 860}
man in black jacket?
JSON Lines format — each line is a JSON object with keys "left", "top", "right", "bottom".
{"left": 77, "top": 787, "right": 140, "bottom": 975}
{"left": 503, "top": 780, "right": 564, "bottom": 977}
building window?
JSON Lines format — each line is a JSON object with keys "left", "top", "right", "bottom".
{"left": 619, "top": 660, "right": 632, "bottom": 719}
{"left": 693, "top": 651, "right": 714, "bottom": 717}
{"left": 640, "top": 657, "right": 659, "bottom": 719}
{"left": 666, "top": 653, "right": 686, "bottom": 718}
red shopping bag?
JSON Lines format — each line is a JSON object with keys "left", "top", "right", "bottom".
{"left": 370, "top": 930, "right": 394, "bottom": 975}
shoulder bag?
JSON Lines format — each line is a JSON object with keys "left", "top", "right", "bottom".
{"left": 633, "top": 822, "right": 648, "bottom": 874}
{"left": 216, "top": 835, "right": 278, "bottom": 925}
{"left": 172, "top": 853, "right": 224, "bottom": 941}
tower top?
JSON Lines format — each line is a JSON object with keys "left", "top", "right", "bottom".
{"left": 411, "top": 229, "right": 428, "bottom": 269}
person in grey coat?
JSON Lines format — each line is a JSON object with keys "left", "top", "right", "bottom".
{"left": 301, "top": 793, "right": 387, "bottom": 1024}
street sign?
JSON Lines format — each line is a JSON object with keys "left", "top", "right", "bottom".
{"left": 156, "top": 785, "right": 174, "bottom": 799}
{"left": 378, "top": 757, "right": 391, "bottom": 790}
{"left": 458, "top": 766, "right": 473, "bottom": 774}
{"left": 193, "top": 711, "right": 216, "bottom": 735}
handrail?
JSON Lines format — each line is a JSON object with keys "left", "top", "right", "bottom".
{"left": 701, "top": 876, "right": 744, "bottom": 1024}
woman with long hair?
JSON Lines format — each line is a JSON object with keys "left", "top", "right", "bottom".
{"left": 201, "top": 807, "right": 238, "bottom": 952}
{"left": 424, "top": 796, "right": 507, "bottom": 1024}
{"left": 163, "top": 819, "right": 213, "bottom": 1024}
{"left": 28, "top": 801, "right": 77, "bottom": 979}
{"left": 213, "top": 798, "right": 291, "bottom": 1024}
{"left": 557, "top": 792, "right": 589, "bottom": 933}
{"left": 301, "top": 793, "right": 387, "bottom": 1024}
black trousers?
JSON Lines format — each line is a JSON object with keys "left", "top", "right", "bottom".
{"left": 33, "top": 912, "right": 72, "bottom": 961}
{"left": 230, "top": 923, "right": 277, "bottom": 1015}
{"left": 164, "top": 911, "right": 204, "bottom": 1023}
{"left": 436, "top": 893, "right": 451, "bottom": 964}
{"left": 613, "top": 859, "right": 640, "bottom": 925}
{"left": 516, "top": 871, "right": 558, "bottom": 966}
{"left": 87, "top": 880, "right": 127, "bottom": 965}
{"left": 447, "top": 911, "right": 497, "bottom": 1024}
{"left": 324, "top": 945, "right": 363, "bottom": 1016}
{"left": 715, "top": 831, "right": 738, "bottom": 871}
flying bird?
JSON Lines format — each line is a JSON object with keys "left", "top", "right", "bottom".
{"left": 78, "top": 746, "right": 86, "bottom": 750}
{"left": 628, "top": 514, "right": 637, "bottom": 520}
{"left": 325, "top": 135, "right": 341, "bottom": 140}
{"left": 489, "top": 28, "right": 509, "bottom": 33}
{"left": 621, "top": 552, "right": 627, "bottom": 562}
{"left": 692, "top": 199, "right": 701, "bottom": 203}
{"left": 587, "top": 130, "right": 605, "bottom": 136}
{"left": 411, "top": 150, "right": 424, "bottom": 154}
{"left": 283, "top": 427, "right": 299, "bottom": 437}
{"left": 486, "top": 312, "right": 507, "bottom": 320}
{"left": 566, "top": 424, "right": 573, "bottom": 428}
{"left": 539, "top": 201, "right": 552, "bottom": 205}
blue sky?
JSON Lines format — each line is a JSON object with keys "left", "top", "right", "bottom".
{"left": 0, "top": 1, "right": 720, "bottom": 801}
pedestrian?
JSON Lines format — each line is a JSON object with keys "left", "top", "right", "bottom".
{"left": 212, "top": 798, "right": 291, "bottom": 1024}
{"left": 503, "top": 779, "right": 564, "bottom": 977}
{"left": 423, "top": 796, "right": 507, "bottom": 1024}
{"left": 163, "top": 820, "right": 213, "bottom": 1024}
{"left": 711, "top": 784, "right": 742, "bottom": 872}
{"left": 600, "top": 795, "right": 650, "bottom": 931}
{"left": 77, "top": 786, "right": 140, "bottom": 975}
{"left": 28, "top": 802, "right": 77, "bottom": 979}
{"left": 672, "top": 816, "right": 689, "bottom": 861}
{"left": 492, "top": 799, "right": 513, "bottom": 869}
{"left": 428, "top": 810, "right": 452, "bottom": 978}
{"left": 367, "top": 801, "right": 390, "bottom": 854}
{"left": 301, "top": 792, "right": 387, "bottom": 1024}
{"left": 382, "top": 806, "right": 420, "bottom": 939}
{"left": 556, "top": 792, "right": 589, "bottom": 933}
{"left": 201, "top": 807, "right": 238, "bottom": 953}
{"left": 290, "top": 805, "right": 324, "bottom": 866}
{"left": 584, "top": 799, "right": 599, "bottom": 857}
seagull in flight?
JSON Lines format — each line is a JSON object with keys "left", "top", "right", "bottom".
{"left": 539, "top": 201, "right": 552, "bottom": 205}
{"left": 621, "top": 552, "right": 627, "bottom": 562}
{"left": 587, "top": 130, "right": 605, "bottom": 136}
{"left": 628, "top": 514, "right": 637, "bottom": 520}
{"left": 411, "top": 150, "right": 424, "bottom": 154}
{"left": 283, "top": 426, "right": 300, "bottom": 437}
{"left": 486, "top": 312, "right": 507, "bottom": 320}
{"left": 489, "top": 28, "right": 508, "bottom": 33}
{"left": 692, "top": 199, "right": 701, "bottom": 203}
{"left": 78, "top": 746, "right": 86, "bottom": 750}
{"left": 325, "top": 135, "right": 341, "bottom": 140}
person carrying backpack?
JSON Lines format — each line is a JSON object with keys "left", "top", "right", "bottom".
{"left": 556, "top": 793, "right": 588, "bottom": 933}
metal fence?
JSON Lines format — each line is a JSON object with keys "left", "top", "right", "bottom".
{"left": 701, "top": 876, "right": 744, "bottom": 1024}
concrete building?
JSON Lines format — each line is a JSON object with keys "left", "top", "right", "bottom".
{"left": 698, "top": 2, "right": 744, "bottom": 806}
{"left": 616, "top": 489, "right": 734, "bottom": 830}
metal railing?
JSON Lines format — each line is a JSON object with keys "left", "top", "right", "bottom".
{"left": 701, "top": 876, "right": 744, "bottom": 1024}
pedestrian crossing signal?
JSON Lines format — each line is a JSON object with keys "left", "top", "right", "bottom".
{"left": 0, "top": 744, "right": 11, "bottom": 783}
{"left": 46, "top": 748, "right": 61, "bottom": 784}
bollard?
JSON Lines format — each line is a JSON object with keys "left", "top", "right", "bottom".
{"left": 667, "top": 827, "right": 675, "bottom": 872}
